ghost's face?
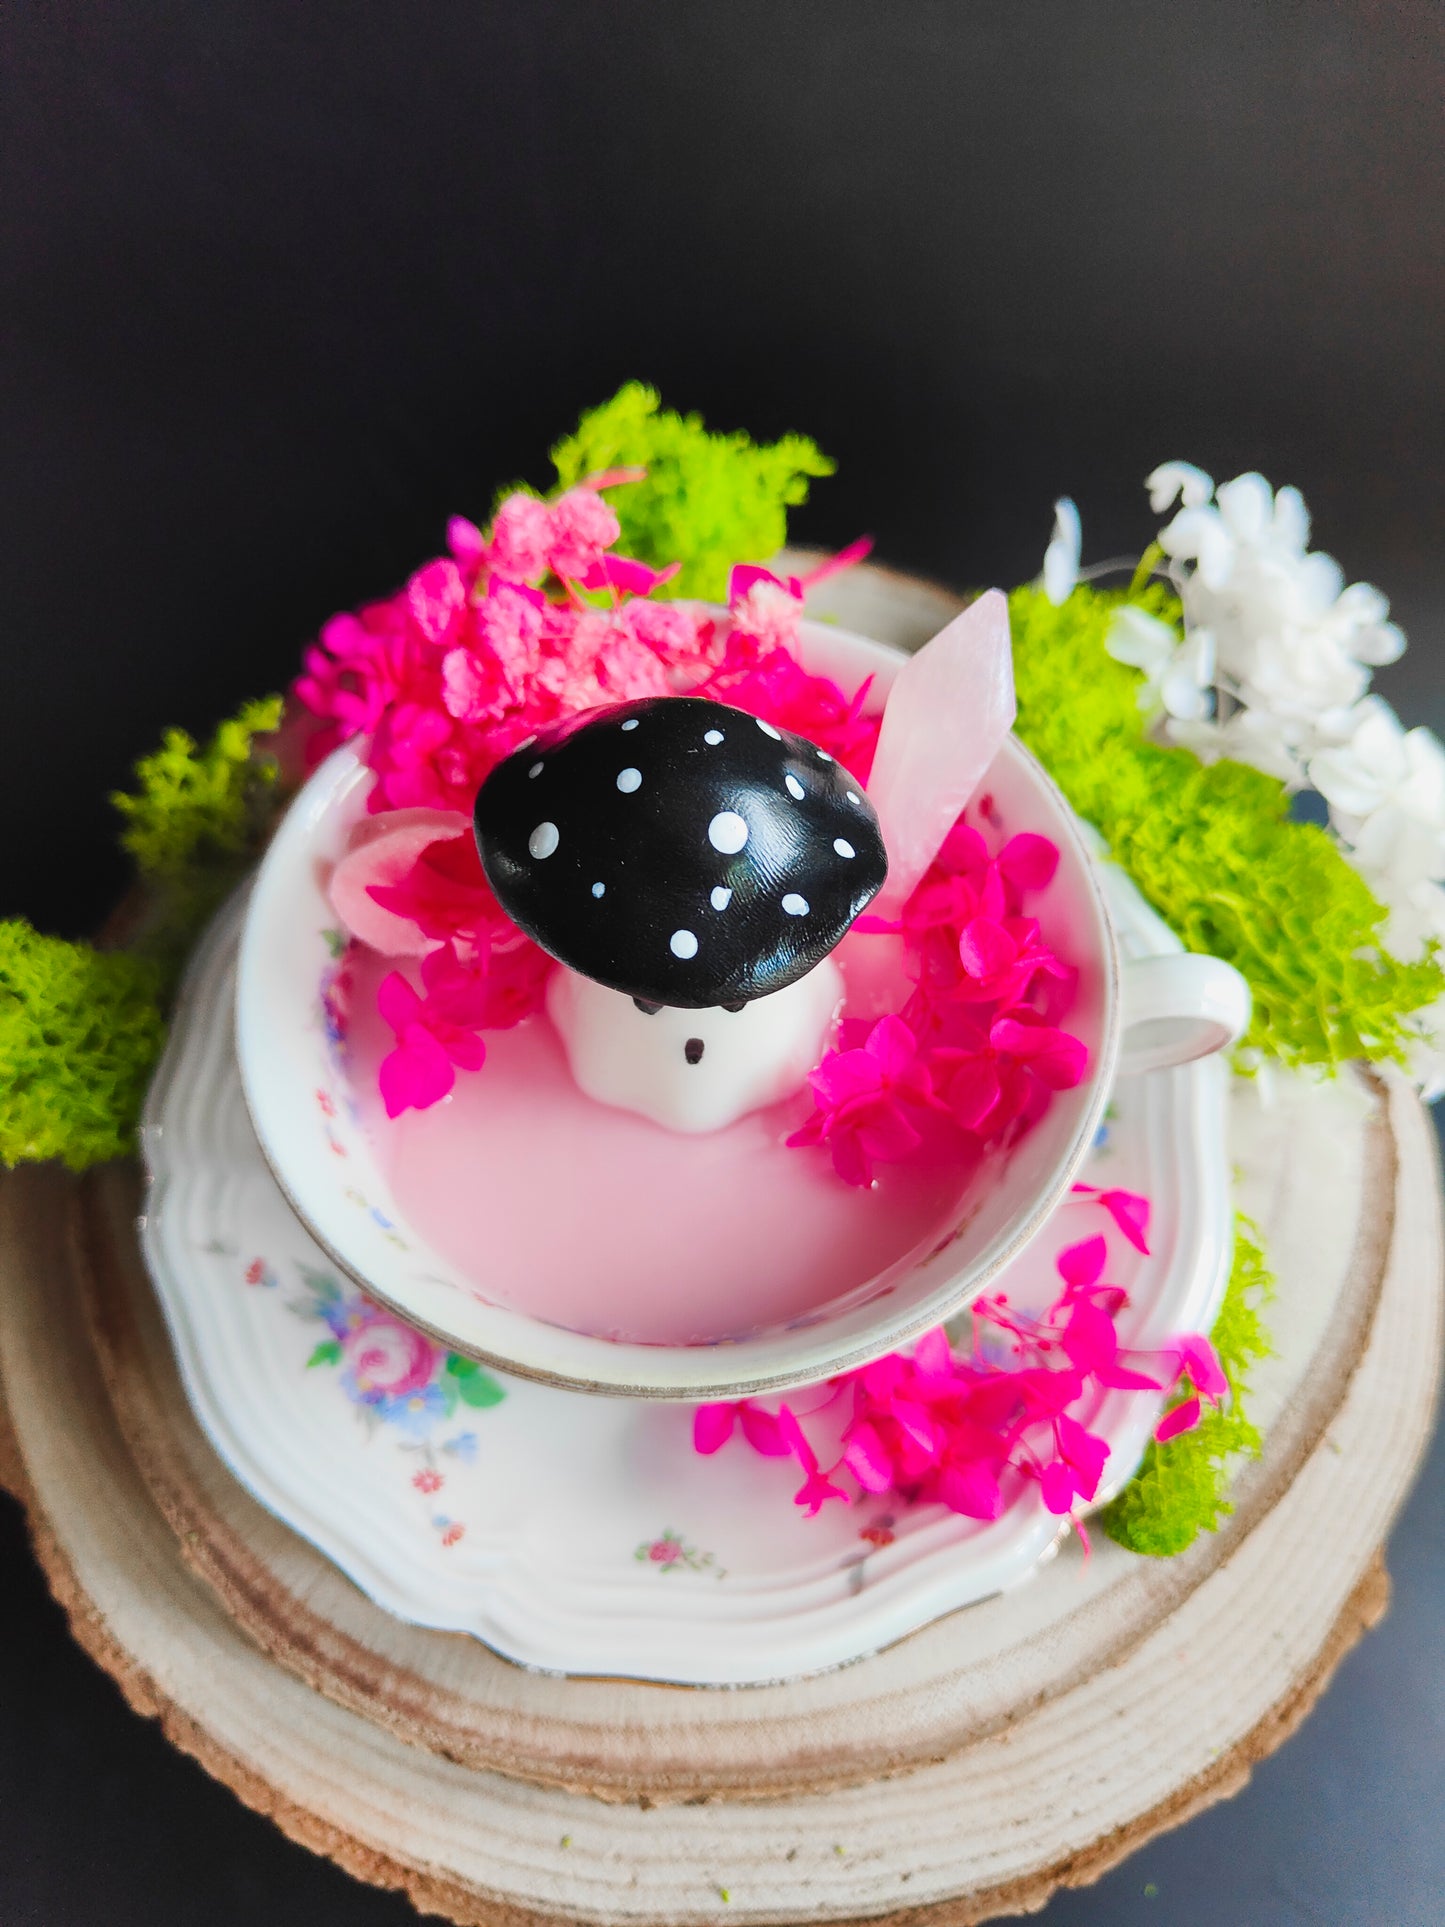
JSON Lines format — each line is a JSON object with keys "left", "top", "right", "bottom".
{"left": 546, "top": 958, "right": 843, "bottom": 1134}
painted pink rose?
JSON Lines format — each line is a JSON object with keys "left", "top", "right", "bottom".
{"left": 344, "top": 1311, "right": 439, "bottom": 1397}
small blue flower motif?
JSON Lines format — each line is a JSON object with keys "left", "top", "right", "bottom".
{"left": 289, "top": 1267, "right": 502, "bottom": 1446}
{"left": 319, "top": 1298, "right": 364, "bottom": 1345}
{"left": 343, "top": 1375, "right": 453, "bottom": 1439}
{"left": 369, "top": 1206, "right": 396, "bottom": 1230}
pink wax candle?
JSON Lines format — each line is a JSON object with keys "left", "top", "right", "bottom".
{"left": 348, "top": 944, "right": 979, "bottom": 1347}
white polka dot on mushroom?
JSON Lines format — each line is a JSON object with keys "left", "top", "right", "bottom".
{"left": 621, "top": 717, "right": 639, "bottom": 731}
{"left": 528, "top": 821, "right": 559, "bottom": 859}
{"left": 591, "top": 881, "right": 605, "bottom": 898}
{"left": 710, "top": 886, "right": 732, "bottom": 911}
{"left": 782, "top": 893, "right": 810, "bottom": 916}
{"left": 817, "top": 749, "right": 834, "bottom": 762}
{"left": 834, "top": 838, "right": 855, "bottom": 859}
{"left": 703, "top": 729, "right": 724, "bottom": 746}
{"left": 707, "top": 810, "right": 749, "bottom": 854}
{"left": 756, "top": 718, "right": 782, "bottom": 740}
{"left": 784, "top": 773, "right": 805, "bottom": 800}
{"left": 528, "top": 761, "right": 544, "bottom": 778}
{"left": 670, "top": 929, "right": 699, "bottom": 959}
{"left": 616, "top": 767, "right": 642, "bottom": 793}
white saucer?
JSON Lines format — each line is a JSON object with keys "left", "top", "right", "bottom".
{"left": 139, "top": 863, "right": 1230, "bottom": 1686}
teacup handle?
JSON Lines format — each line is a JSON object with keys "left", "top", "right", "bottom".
{"left": 1116, "top": 954, "right": 1252, "bottom": 1078}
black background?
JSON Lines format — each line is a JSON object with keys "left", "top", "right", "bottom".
{"left": 2, "top": 5, "right": 1443, "bottom": 1923}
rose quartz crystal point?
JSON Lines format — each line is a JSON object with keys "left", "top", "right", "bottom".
{"left": 866, "top": 589, "right": 1016, "bottom": 916}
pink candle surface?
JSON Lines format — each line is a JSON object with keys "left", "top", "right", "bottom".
{"left": 347, "top": 945, "right": 978, "bottom": 1347}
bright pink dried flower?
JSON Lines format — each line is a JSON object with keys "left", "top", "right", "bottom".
{"left": 405, "top": 558, "right": 468, "bottom": 647}
{"left": 529, "top": 608, "right": 675, "bottom": 715}
{"left": 472, "top": 935, "right": 555, "bottom": 1030}
{"left": 446, "top": 514, "right": 487, "bottom": 574}
{"left": 928, "top": 1008, "right": 1084, "bottom": 1137}
{"left": 693, "top": 1404, "right": 736, "bottom": 1455}
{"left": 702, "top": 643, "right": 882, "bottom": 777}
{"left": 797, "top": 534, "right": 875, "bottom": 589}
{"left": 545, "top": 486, "right": 622, "bottom": 581}
{"left": 695, "top": 1196, "right": 1222, "bottom": 1530}
{"left": 294, "top": 609, "right": 410, "bottom": 762}
{"left": 1174, "top": 1334, "right": 1228, "bottom": 1401}
{"left": 692, "top": 1399, "right": 806, "bottom": 1459}
{"left": 726, "top": 569, "right": 806, "bottom": 656}
{"left": 1072, "top": 1184, "right": 1152, "bottom": 1254}
{"left": 1155, "top": 1397, "right": 1202, "bottom": 1444}
{"left": 377, "top": 957, "right": 488, "bottom": 1118}
{"left": 441, "top": 581, "right": 548, "bottom": 725}
{"left": 367, "top": 832, "right": 508, "bottom": 945}
{"left": 989, "top": 1015, "right": 1089, "bottom": 1090}
{"left": 901, "top": 859, "right": 1007, "bottom": 937}
{"left": 1148, "top": 1334, "right": 1228, "bottom": 1443}
{"left": 776, "top": 1406, "right": 848, "bottom": 1516}
{"left": 954, "top": 915, "right": 1069, "bottom": 1006}
{"left": 938, "top": 1459, "right": 1008, "bottom": 1521}
{"left": 996, "top": 832, "right": 1061, "bottom": 893}
{"left": 1053, "top": 1411, "right": 1110, "bottom": 1501}
{"left": 624, "top": 597, "right": 717, "bottom": 672}
{"left": 441, "top": 646, "right": 506, "bottom": 727}
{"left": 485, "top": 492, "right": 554, "bottom": 581}
{"left": 578, "top": 553, "right": 681, "bottom": 599}
{"left": 787, "top": 1014, "right": 941, "bottom": 1186}
{"left": 932, "top": 1032, "right": 1032, "bottom": 1135}
{"left": 374, "top": 933, "right": 553, "bottom": 1117}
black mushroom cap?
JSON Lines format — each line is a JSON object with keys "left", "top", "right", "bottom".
{"left": 472, "top": 696, "right": 888, "bottom": 1009}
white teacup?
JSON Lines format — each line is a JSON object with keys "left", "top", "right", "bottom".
{"left": 237, "top": 619, "right": 1248, "bottom": 1399}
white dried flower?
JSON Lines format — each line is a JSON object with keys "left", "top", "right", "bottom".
{"left": 1158, "top": 503, "right": 1236, "bottom": 591}
{"left": 1311, "top": 700, "right": 1445, "bottom": 893}
{"left": 1166, "top": 706, "right": 1305, "bottom": 783}
{"left": 1101, "top": 459, "right": 1440, "bottom": 1098}
{"left": 1105, "top": 607, "right": 1215, "bottom": 723}
{"left": 1404, "top": 996, "right": 1445, "bottom": 1105}
{"left": 1042, "top": 497, "right": 1081, "bottom": 606}
{"left": 1146, "top": 461, "right": 1214, "bottom": 515}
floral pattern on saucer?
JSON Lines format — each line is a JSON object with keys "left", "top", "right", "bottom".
{"left": 635, "top": 1529, "right": 725, "bottom": 1577}
{"left": 141, "top": 873, "right": 1232, "bottom": 1685}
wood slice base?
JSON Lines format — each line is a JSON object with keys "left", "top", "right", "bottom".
{"left": 0, "top": 1065, "right": 1439, "bottom": 1924}
{"left": 70, "top": 1067, "right": 1395, "bottom": 1800}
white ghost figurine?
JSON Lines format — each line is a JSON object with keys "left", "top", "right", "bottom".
{"left": 547, "top": 957, "right": 844, "bottom": 1134}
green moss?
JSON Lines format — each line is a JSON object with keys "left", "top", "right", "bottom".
{"left": 3, "top": 697, "right": 286, "bottom": 1172}
{"left": 0, "top": 920, "right": 168, "bottom": 1170}
{"left": 1099, "top": 1217, "right": 1273, "bottom": 1556}
{"left": 546, "top": 381, "right": 834, "bottom": 601}
{"left": 114, "top": 694, "right": 282, "bottom": 879}
{"left": 1010, "top": 584, "right": 1443, "bottom": 1070}
{"left": 112, "top": 695, "right": 284, "bottom": 977}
